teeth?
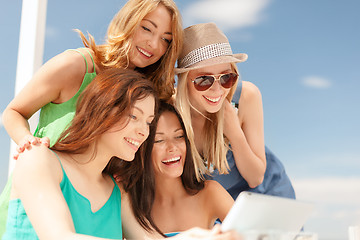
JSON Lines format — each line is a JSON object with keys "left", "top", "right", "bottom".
{"left": 204, "top": 96, "right": 221, "bottom": 103}
{"left": 137, "top": 47, "right": 152, "bottom": 57}
{"left": 162, "top": 156, "right": 180, "bottom": 163}
{"left": 125, "top": 138, "right": 140, "bottom": 147}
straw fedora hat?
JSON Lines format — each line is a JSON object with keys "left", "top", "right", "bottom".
{"left": 175, "top": 22, "right": 248, "bottom": 74}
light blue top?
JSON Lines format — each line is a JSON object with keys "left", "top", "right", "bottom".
{"left": 2, "top": 151, "right": 122, "bottom": 239}
{"left": 206, "top": 81, "right": 296, "bottom": 200}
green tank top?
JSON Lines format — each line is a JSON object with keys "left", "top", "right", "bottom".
{"left": 34, "top": 48, "right": 97, "bottom": 147}
{"left": 0, "top": 48, "right": 97, "bottom": 238}
{"left": 2, "top": 151, "right": 122, "bottom": 239}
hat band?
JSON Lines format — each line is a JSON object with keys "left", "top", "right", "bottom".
{"left": 179, "top": 43, "right": 233, "bottom": 68}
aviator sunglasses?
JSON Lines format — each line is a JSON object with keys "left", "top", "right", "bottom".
{"left": 191, "top": 73, "right": 238, "bottom": 91}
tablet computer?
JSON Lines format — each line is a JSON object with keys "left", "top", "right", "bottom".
{"left": 221, "top": 191, "right": 314, "bottom": 233}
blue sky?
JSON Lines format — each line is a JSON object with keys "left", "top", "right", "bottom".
{"left": 1, "top": 0, "right": 359, "bottom": 239}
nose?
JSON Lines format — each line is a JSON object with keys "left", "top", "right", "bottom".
{"left": 147, "top": 36, "right": 159, "bottom": 50}
{"left": 210, "top": 78, "right": 222, "bottom": 91}
{"left": 166, "top": 140, "right": 177, "bottom": 152}
{"left": 137, "top": 121, "right": 149, "bottom": 138}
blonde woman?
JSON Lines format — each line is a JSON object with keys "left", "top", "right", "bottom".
{"left": 0, "top": 0, "right": 182, "bottom": 236}
{"left": 175, "top": 23, "right": 295, "bottom": 201}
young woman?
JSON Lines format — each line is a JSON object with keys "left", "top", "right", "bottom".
{"left": 175, "top": 23, "right": 295, "bottom": 201}
{"left": 2, "top": 68, "right": 157, "bottom": 239}
{"left": 115, "top": 102, "right": 234, "bottom": 239}
{"left": 0, "top": 0, "right": 182, "bottom": 235}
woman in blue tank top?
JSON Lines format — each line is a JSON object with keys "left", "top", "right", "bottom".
{"left": 175, "top": 23, "right": 295, "bottom": 201}
{"left": 116, "top": 102, "right": 235, "bottom": 239}
{"left": 3, "top": 68, "right": 157, "bottom": 239}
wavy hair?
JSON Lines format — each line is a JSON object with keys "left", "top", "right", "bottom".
{"left": 76, "top": 0, "right": 183, "bottom": 101}
{"left": 175, "top": 62, "right": 239, "bottom": 178}
{"left": 108, "top": 101, "right": 204, "bottom": 235}
{"left": 51, "top": 68, "right": 158, "bottom": 156}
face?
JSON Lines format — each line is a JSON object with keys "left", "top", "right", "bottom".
{"left": 187, "top": 63, "right": 235, "bottom": 114}
{"left": 101, "top": 95, "right": 155, "bottom": 161}
{"left": 128, "top": 4, "right": 173, "bottom": 69}
{"left": 151, "top": 111, "right": 186, "bottom": 179}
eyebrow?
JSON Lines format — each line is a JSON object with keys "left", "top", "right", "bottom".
{"left": 155, "top": 128, "right": 183, "bottom": 135}
{"left": 143, "top": 19, "right": 172, "bottom": 35}
{"left": 133, "top": 106, "right": 155, "bottom": 118}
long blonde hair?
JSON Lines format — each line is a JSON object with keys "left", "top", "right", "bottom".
{"left": 76, "top": 0, "right": 183, "bottom": 101}
{"left": 175, "top": 63, "right": 239, "bottom": 180}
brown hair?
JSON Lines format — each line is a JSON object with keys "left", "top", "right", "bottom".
{"left": 76, "top": 0, "right": 183, "bottom": 101}
{"left": 108, "top": 102, "right": 204, "bottom": 235}
{"left": 52, "top": 68, "right": 158, "bottom": 155}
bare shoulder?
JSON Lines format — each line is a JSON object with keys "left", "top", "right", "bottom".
{"left": 15, "top": 145, "right": 62, "bottom": 179}
{"left": 241, "top": 81, "right": 262, "bottom": 100}
{"left": 203, "top": 180, "right": 227, "bottom": 196}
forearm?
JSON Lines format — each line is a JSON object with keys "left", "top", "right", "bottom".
{"left": 228, "top": 129, "right": 266, "bottom": 188}
{"left": 2, "top": 107, "right": 33, "bottom": 144}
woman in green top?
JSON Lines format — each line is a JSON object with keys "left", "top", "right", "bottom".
{"left": 0, "top": 0, "right": 182, "bottom": 236}
{"left": 2, "top": 68, "right": 243, "bottom": 240}
{"left": 2, "top": 68, "right": 157, "bottom": 239}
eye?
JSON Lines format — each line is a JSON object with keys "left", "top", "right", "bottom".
{"left": 154, "top": 139, "right": 164, "bottom": 143}
{"left": 142, "top": 26, "right": 151, "bottom": 32}
{"left": 162, "top": 37, "right": 172, "bottom": 45}
{"left": 175, "top": 135, "right": 184, "bottom": 140}
{"left": 129, "top": 114, "right": 137, "bottom": 120}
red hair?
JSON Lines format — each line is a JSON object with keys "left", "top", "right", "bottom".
{"left": 52, "top": 68, "right": 158, "bottom": 154}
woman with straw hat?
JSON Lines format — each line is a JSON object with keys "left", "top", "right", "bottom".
{"left": 175, "top": 22, "right": 295, "bottom": 200}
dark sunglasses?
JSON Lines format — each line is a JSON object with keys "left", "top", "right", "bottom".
{"left": 191, "top": 73, "right": 238, "bottom": 91}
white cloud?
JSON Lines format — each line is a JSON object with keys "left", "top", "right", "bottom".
{"left": 293, "top": 177, "right": 360, "bottom": 205}
{"left": 301, "top": 76, "right": 332, "bottom": 89}
{"left": 293, "top": 177, "right": 360, "bottom": 239}
{"left": 182, "top": 0, "right": 270, "bottom": 31}
{"left": 0, "top": 113, "right": 3, "bottom": 128}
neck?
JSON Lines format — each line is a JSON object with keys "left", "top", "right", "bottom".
{"left": 154, "top": 175, "right": 186, "bottom": 203}
{"left": 63, "top": 143, "right": 112, "bottom": 180}
{"left": 190, "top": 108, "right": 207, "bottom": 125}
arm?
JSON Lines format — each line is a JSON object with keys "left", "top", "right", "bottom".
{"left": 119, "top": 186, "right": 163, "bottom": 240}
{"left": 204, "top": 180, "right": 234, "bottom": 222}
{"left": 223, "top": 81, "right": 266, "bottom": 188}
{"left": 2, "top": 49, "right": 91, "bottom": 154}
{"left": 12, "top": 144, "right": 113, "bottom": 240}
{"left": 171, "top": 225, "right": 241, "bottom": 240}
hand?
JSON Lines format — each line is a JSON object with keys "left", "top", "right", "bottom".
{"left": 172, "top": 225, "right": 242, "bottom": 240}
{"left": 13, "top": 135, "right": 50, "bottom": 160}
{"left": 223, "top": 100, "right": 242, "bottom": 142}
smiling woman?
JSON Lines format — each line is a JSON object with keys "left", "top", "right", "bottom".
{"left": 116, "top": 102, "right": 234, "bottom": 238}
{"left": 0, "top": 0, "right": 183, "bottom": 236}
{"left": 2, "top": 68, "right": 158, "bottom": 239}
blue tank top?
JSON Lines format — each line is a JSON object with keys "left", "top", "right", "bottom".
{"left": 3, "top": 151, "right": 122, "bottom": 239}
{"left": 207, "top": 81, "right": 296, "bottom": 200}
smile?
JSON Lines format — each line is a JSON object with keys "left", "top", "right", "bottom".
{"left": 203, "top": 95, "right": 221, "bottom": 103}
{"left": 137, "top": 47, "right": 153, "bottom": 58}
{"left": 161, "top": 156, "right": 181, "bottom": 165}
{"left": 124, "top": 137, "right": 140, "bottom": 148}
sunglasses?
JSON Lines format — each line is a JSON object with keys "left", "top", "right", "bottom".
{"left": 191, "top": 73, "right": 238, "bottom": 91}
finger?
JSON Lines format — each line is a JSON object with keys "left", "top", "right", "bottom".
{"left": 16, "top": 145, "right": 25, "bottom": 153}
{"left": 211, "top": 225, "right": 221, "bottom": 234}
{"left": 13, "top": 152, "right": 19, "bottom": 160}
{"left": 24, "top": 141, "right": 32, "bottom": 150}
{"left": 40, "top": 137, "right": 50, "bottom": 147}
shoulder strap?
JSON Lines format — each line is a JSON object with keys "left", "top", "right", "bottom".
{"left": 66, "top": 48, "right": 89, "bottom": 73}
{"left": 49, "top": 149, "right": 65, "bottom": 172}
{"left": 83, "top": 48, "right": 96, "bottom": 74}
